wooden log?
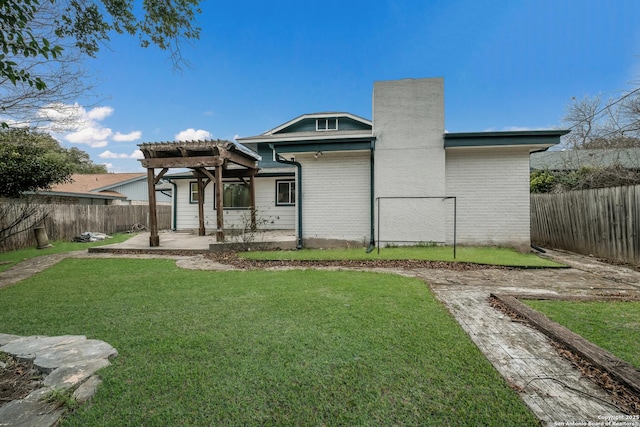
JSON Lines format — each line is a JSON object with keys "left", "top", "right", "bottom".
{"left": 493, "top": 293, "right": 640, "bottom": 396}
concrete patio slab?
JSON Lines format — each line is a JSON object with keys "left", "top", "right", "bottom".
{"left": 88, "top": 230, "right": 297, "bottom": 254}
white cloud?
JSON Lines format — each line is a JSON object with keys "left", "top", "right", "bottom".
{"left": 65, "top": 126, "right": 113, "bottom": 145}
{"left": 99, "top": 149, "right": 144, "bottom": 159}
{"left": 87, "top": 106, "right": 114, "bottom": 121}
{"left": 64, "top": 126, "right": 113, "bottom": 145}
{"left": 35, "top": 103, "right": 138, "bottom": 148}
{"left": 113, "top": 131, "right": 142, "bottom": 142}
{"left": 502, "top": 126, "right": 534, "bottom": 132}
{"left": 175, "top": 128, "right": 212, "bottom": 141}
{"left": 99, "top": 150, "right": 130, "bottom": 159}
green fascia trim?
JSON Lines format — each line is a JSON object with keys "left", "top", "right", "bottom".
{"left": 444, "top": 130, "right": 570, "bottom": 148}
{"left": 275, "top": 141, "right": 373, "bottom": 153}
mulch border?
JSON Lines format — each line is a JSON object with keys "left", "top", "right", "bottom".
{"left": 491, "top": 293, "right": 640, "bottom": 414}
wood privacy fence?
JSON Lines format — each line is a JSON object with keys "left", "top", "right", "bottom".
{"left": 0, "top": 203, "right": 171, "bottom": 252}
{"left": 531, "top": 185, "right": 640, "bottom": 265}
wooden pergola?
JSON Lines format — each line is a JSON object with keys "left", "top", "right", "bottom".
{"left": 138, "top": 140, "right": 260, "bottom": 247}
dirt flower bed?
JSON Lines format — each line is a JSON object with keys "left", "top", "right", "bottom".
{"left": 0, "top": 352, "right": 43, "bottom": 407}
{"left": 206, "top": 252, "right": 508, "bottom": 271}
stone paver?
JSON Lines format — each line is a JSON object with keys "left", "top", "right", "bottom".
{"left": 0, "top": 334, "right": 117, "bottom": 427}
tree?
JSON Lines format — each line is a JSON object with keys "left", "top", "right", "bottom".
{"left": 0, "top": 128, "right": 72, "bottom": 198}
{"left": 0, "top": 127, "right": 107, "bottom": 248}
{"left": 66, "top": 147, "right": 107, "bottom": 173}
{"left": 531, "top": 89, "right": 640, "bottom": 193}
{"left": 0, "top": 127, "right": 106, "bottom": 198}
{"left": 1, "top": 0, "right": 202, "bottom": 128}
{"left": 561, "top": 91, "right": 640, "bottom": 150}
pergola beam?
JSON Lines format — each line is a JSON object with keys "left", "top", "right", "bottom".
{"left": 140, "top": 156, "right": 225, "bottom": 169}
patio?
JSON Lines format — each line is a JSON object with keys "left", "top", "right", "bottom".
{"left": 88, "top": 230, "right": 297, "bottom": 255}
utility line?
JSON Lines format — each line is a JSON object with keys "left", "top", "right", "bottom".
{"left": 567, "top": 87, "right": 640, "bottom": 131}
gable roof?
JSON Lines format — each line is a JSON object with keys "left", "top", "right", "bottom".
{"left": 236, "top": 112, "right": 374, "bottom": 145}
{"left": 51, "top": 173, "right": 145, "bottom": 193}
{"left": 43, "top": 173, "right": 146, "bottom": 200}
{"left": 265, "top": 112, "right": 372, "bottom": 135}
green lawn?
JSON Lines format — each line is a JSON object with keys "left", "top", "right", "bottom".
{"left": 523, "top": 299, "right": 640, "bottom": 370}
{"left": 0, "top": 233, "right": 133, "bottom": 273}
{"left": 0, "top": 258, "right": 539, "bottom": 426}
{"left": 242, "top": 246, "right": 564, "bottom": 267}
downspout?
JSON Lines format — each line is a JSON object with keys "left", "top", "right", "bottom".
{"left": 366, "top": 139, "right": 376, "bottom": 253}
{"left": 269, "top": 144, "right": 303, "bottom": 249}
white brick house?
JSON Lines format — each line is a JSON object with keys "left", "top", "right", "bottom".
{"left": 169, "top": 78, "right": 567, "bottom": 250}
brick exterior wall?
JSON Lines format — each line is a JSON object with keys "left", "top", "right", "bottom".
{"left": 445, "top": 147, "right": 531, "bottom": 250}
{"left": 295, "top": 151, "right": 371, "bottom": 244}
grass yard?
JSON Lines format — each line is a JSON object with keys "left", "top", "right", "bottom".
{"left": 242, "top": 245, "right": 564, "bottom": 267}
{"left": 523, "top": 299, "right": 640, "bottom": 370}
{"left": 0, "top": 258, "right": 539, "bottom": 426}
{"left": 0, "top": 233, "right": 133, "bottom": 273}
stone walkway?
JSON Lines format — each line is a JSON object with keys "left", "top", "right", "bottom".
{"left": 1, "top": 248, "right": 639, "bottom": 426}
{"left": 0, "top": 334, "right": 118, "bottom": 427}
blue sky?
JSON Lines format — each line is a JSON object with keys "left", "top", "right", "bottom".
{"left": 50, "top": 0, "right": 640, "bottom": 172}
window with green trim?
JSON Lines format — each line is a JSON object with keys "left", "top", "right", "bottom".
{"left": 276, "top": 180, "right": 295, "bottom": 205}
{"left": 215, "top": 182, "right": 251, "bottom": 209}
{"left": 189, "top": 182, "right": 200, "bottom": 203}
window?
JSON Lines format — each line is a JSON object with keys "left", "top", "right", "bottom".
{"left": 189, "top": 182, "right": 200, "bottom": 203}
{"left": 276, "top": 180, "right": 295, "bottom": 205}
{"left": 215, "top": 182, "right": 251, "bottom": 209}
{"left": 316, "top": 118, "right": 338, "bottom": 131}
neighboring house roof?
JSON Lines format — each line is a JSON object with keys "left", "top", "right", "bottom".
{"left": 42, "top": 173, "right": 146, "bottom": 200}
{"left": 530, "top": 148, "right": 640, "bottom": 170}
{"left": 444, "top": 130, "right": 570, "bottom": 152}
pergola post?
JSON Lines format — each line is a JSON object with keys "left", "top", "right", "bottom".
{"left": 147, "top": 167, "right": 160, "bottom": 247}
{"left": 215, "top": 165, "right": 224, "bottom": 242}
{"left": 197, "top": 177, "right": 206, "bottom": 236}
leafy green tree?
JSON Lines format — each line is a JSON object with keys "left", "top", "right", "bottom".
{"left": 1, "top": 0, "right": 201, "bottom": 85}
{"left": 0, "top": 128, "right": 72, "bottom": 197}
{"left": 530, "top": 170, "right": 556, "bottom": 193}
{"left": 66, "top": 147, "right": 107, "bottom": 173}
{"left": 1, "top": 0, "right": 201, "bottom": 127}
{"left": 0, "top": 128, "right": 106, "bottom": 198}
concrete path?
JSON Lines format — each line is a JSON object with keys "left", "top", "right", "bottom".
{"left": 1, "top": 247, "right": 639, "bottom": 426}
